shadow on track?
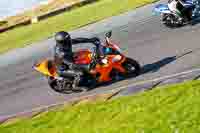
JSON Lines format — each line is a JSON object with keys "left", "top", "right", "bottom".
{"left": 141, "top": 56, "right": 177, "bottom": 74}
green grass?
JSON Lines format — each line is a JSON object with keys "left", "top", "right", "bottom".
{"left": 0, "top": 0, "right": 156, "bottom": 54}
{"left": 1, "top": 80, "right": 200, "bottom": 133}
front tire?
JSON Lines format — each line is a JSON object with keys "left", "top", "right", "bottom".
{"left": 162, "top": 14, "right": 183, "bottom": 27}
{"left": 122, "top": 58, "right": 141, "bottom": 77}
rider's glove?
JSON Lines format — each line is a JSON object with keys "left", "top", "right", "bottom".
{"left": 91, "top": 37, "right": 101, "bottom": 45}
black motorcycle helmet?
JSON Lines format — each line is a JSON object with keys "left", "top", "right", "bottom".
{"left": 55, "top": 31, "right": 72, "bottom": 48}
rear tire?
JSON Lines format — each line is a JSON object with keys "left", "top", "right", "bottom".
{"left": 48, "top": 77, "right": 72, "bottom": 93}
{"left": 122, "top": 58, "right": 141, "bottom": 77}
{"left": 48, "top": 76, "right": 88, "bottom": 93}
{"left": 48, "top": 76, "right": 62, "bottom": 92}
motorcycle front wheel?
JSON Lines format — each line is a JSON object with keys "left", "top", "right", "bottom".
{"left": 122, "top": 58, "right": 141, "bottom": 77}
{"left": 162, "top": 13, "right": 183, "bottom": 27}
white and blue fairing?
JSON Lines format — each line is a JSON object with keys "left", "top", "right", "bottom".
{"left": 153, "top": 0, "right": 194, "bottom": 16}
{"left": 153, "top": 4, "right": 171, "bottom": 15}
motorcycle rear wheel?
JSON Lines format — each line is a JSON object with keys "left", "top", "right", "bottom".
{"left": 48, "top": 76, "right": 67, "bottom": 93}
{"left": 48, "top": 76, "right": 87, "bottom": 93}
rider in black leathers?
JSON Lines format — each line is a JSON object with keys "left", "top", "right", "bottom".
{"left": 54, "top": 31, "right": 105, "bottom": 89}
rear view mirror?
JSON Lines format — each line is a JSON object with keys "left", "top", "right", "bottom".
{"left": 105, "top": 31, "right": 112, "bottom": 38}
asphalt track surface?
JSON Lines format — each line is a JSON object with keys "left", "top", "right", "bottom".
{"left": 1, "top": 1, "right": 200, "bottom": 117}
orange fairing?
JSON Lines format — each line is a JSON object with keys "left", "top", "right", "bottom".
{"left": 91, "top": 55, "right": 126, "bottom": 82}
{"left": 34, "top": 59, "right": 58, "bottom": 77}
{"left": 92, "top": 63, "right": 113, "bottom": 82}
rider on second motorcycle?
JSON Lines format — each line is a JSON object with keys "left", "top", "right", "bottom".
{"left": 54, "top": 31, "right": 110, "bottom": 89}
{"left": 168, "top": 0, "right": 193, "bottom": 21}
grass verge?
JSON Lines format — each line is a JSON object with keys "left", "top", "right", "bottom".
{"left": 1, "top": 80, "right": 200, "bottom": 132}
{"left": 0, "top": 0, "right": 156, "bottom": 54}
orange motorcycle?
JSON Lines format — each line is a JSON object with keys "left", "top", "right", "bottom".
{"left": 33, "top": 31, "right": 141, "bottom": 93}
